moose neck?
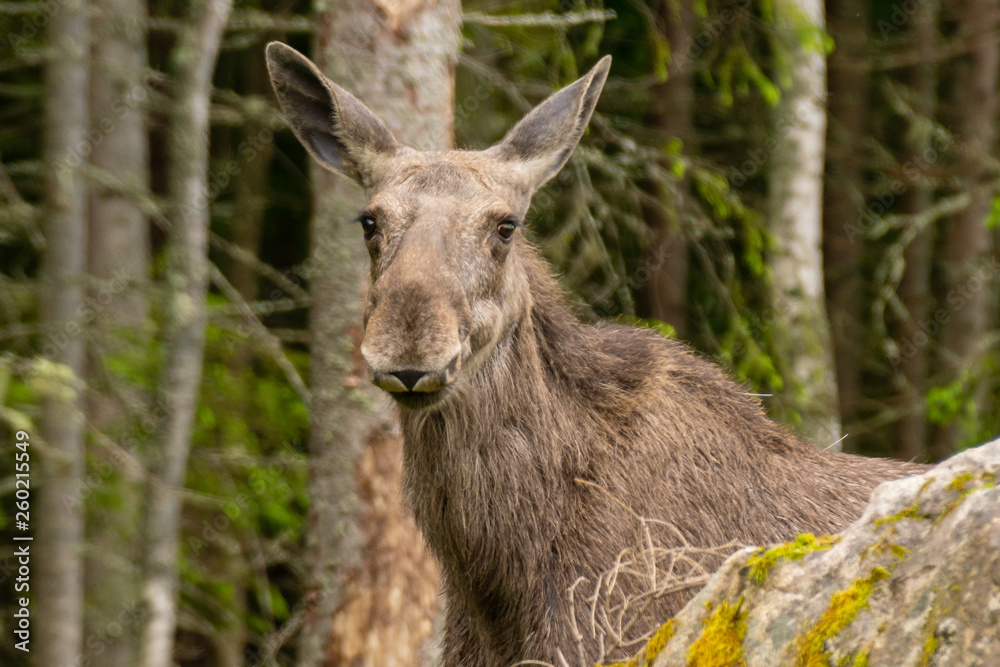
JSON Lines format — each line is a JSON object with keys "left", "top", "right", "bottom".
{"left": 396, "top": 243, "right": 652, "bottom": 534}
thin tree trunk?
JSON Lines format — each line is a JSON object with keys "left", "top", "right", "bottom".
{"left": 769, "top": 0, "right": 842, "bottom": 448}
{"left": 139, "top": 2, "right": 232, "bottom": 666}
{"left": 212, "top": 44, "right": 277, "bottom": 667}
{"left": 933, "top": 0, "right": 999, "bottom": 458}
{"left": 892, "top": 2, "right": 938, "bottom": 463}
{"left": 84, "top": 0, "right": 150, "bottom": 663}
{"left": 35, "top": 0, "right": 89, "bottom": 664}
{"left": 639, "top": 0, "right": 693, "bottom": 337}
{"left": 823, "top": 0, "right": 867, "bottom": 450}
{"left": 298, "top": 0, "right": 459, "bottom": 664}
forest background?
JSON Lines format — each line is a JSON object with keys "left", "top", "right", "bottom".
{"left": 1, "top": 0, "right": 998, "bottom": 665}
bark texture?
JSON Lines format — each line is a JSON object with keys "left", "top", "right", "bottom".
{"left": 892, "top": 2, "right": 938, "bottom": 463}
{"left": 933, "top": 0, "right": 999, "bottom": 459}
{"left": 823, "top": 0, "right": 867, "bottom": 448}
{"left": 139, "top": 2, "right": 233, "bottom": 666}
{"left": 768, "top": 0, "right": 841, "bottom": 448}
{"left": 84, "top": 0, "right": 150, "bottom": 663}
{"left": 639, "top": 0, "right": 694, "bottom": 336}
{"left": 36, "top": 0, "right": 90, "bottom": 664}
{"left": 297, "top": 0, "right": 459, "bottom": 664}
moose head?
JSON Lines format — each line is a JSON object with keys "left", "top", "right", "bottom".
{"left": 266, "top": 42, "right": 610, "bottom": 410}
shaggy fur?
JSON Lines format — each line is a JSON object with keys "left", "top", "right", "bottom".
{"left": 266, "top": 42, "right": 927, "bottom": 666}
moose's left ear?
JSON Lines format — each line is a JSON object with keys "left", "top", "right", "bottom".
{"left": 488, "top": 56, "right": 611, "bottom": 191}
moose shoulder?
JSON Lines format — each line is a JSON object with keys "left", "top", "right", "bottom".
{"left": 265, "top": 42, "right": 927, "bottom": 667}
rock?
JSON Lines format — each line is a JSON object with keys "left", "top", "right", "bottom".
{"left": 608, "top": 439, "right": 1000, "bottom": 667}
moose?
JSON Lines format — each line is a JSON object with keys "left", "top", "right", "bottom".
{"left": 265, "top": 43, "right": 926, "bottom": 666}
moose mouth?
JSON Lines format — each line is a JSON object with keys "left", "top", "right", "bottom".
{"left": 368, "top": 354, "right": 463, "bottom": 410}
{"left": 388, "top": 387, "right": 450, "bottom": 410}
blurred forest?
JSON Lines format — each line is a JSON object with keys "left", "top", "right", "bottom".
{"left": 1, "top": 0, "right": 998, "bottom": 665}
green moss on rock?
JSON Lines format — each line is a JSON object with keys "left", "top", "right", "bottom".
{"left": 745, "top": 533, "right": 839, "bottom": 586}
{"left": 873, "top": 503, "right": 929, "bottom": 528}
{"left": 794, "top": 568, "right": 890, "bottom": 667}
{"left": 938, "top": 471, "right": 996, "bottom": 522}
{"left": 686, "top": 598, "right": 747, "bottom": 667}
{"left": 644, "top": 619, "right": 677, "bottom": 663}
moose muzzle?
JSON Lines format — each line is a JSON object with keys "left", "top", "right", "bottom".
{"left": 360, "top": 273, "right": 469, "bottom": 404}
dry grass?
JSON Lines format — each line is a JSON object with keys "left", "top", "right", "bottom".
{"left": 566, "top": 518, "right": 744, "bottom": 666}
{"left": 511, "top": 481, "right": 746, "bottom": 667}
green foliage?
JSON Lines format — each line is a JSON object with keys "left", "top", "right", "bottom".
{"left": 621, "top": 316, "right": 677, "bottom": 339}
{"left": 179, "top": 320, "right": 309, "bottom": 647}
{"left": 926, "top": 358, "right": 998, "bottom": 450}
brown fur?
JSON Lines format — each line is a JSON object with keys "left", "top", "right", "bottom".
{"left": 266, "top": 42, "right": 927, "bottom": 666}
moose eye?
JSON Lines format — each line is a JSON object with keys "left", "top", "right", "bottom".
{"left": 359, "top": 215, "right": 377, "bottom": 238}
{"left": 497, "top": 220, "right": 517, "bottom": 241}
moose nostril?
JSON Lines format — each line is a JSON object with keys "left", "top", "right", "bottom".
{"left": 390, "top": 369, "right": 427, "bottom": 392}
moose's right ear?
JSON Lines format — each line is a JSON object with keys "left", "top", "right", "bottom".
{"left": 265, "top": 42, "right": 398, "bottom": 188}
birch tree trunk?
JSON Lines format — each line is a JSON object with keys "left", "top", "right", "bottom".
{"left": 932, "top": 0, "right": 998, "bottom": 458}
{"left": 139, "top": 2, "right": 232, "bottom": 666}
{"left": 768, "top": 0, "right": 841, "bottom": 448}
{"left": 822, "top": 0, "right": 867, "bottom": 449}
{"left": 298, "top": 0, "right": 459, "bottom": 664}
{"left": 35, "top": 0, "right": 89, "bottom": 664}
{"left": 85, "top": 0, "right": 150, "bottom": 663}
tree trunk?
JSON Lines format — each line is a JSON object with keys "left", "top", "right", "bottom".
{"left": 768, "top": 0, "right": 842, "bottom": 448}
{"left": 932, "top": 0, "right": 999, "bottom": 458}
{"left": 84, "top": 0, "right": 150, "bottom": 663}
{"left": 297, "top": 0, "right": 459, "bottom": 664}
{"left": 891, "top": 2, "right": 938, "bottom": 463}
{"left": 212, "top": 44, "right": 277, "bottom": 667}
{"left": 822, "top": 0, "right": 867, "bottom": 450}
{"left": 639, "top": 0, "right": 694, "bottom": 337}
{"left": 139, "top": 2, "right": 232, "bottom": 666}
{"left": 228, "top": 44, "right": 275, "bottom": 307}
{"left": 35, "top": 0, "right": 89, "bottom": 664}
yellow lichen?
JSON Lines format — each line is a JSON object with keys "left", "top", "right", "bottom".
{"left": 642, "top": 619, "right": 677, "bottom": 665}
{"left": 860, "top": 533, "right": 910, "bottom": 562}
{"left": 745, "top": 533, "right": 839, "bottom": 586}
{"left": 595, "top": 619, "right": 678, "bottom": 667}
{"left": 686, "top": 598, "right": 747, "bottom": 667}
{"left": 920, "top": 624, "right": 939, "bottom": 666}
{"left": 793, "top": 568, "right": 890, "bottom": 667}
{"left": 946, "top": 471, "right": 975, "bottom": 492}
{"left": 837, "top": 645, "right": 872, "bottom": 667}
{"left": 873, "top": 503, "right": 929, "bottom": 528}
{"left": 938, "top": 471, "right": 996, "bottom": 522}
